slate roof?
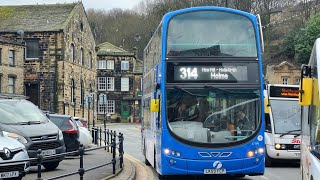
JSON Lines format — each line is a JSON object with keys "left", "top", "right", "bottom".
{"left": 97, "top": 42, "right": 134, "bottom": 56}
{"left": 0, "top": 3, "right": 78, "bottom": 32}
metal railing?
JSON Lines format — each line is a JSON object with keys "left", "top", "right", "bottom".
{"left": 0, "top": 128, "right": 124, "bottom": 180}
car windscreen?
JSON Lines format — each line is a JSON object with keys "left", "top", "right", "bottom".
{"left": 0, "top": 100, "right": 48, "bottom": 124}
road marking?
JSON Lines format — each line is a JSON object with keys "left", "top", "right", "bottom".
{"left": 125, "top": 154, "right": 154, "bottom": 180}
{"left": 261, "top": 175, "right": 269, "bottom": 180}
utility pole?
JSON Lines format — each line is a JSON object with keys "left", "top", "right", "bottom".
{"left": 225, "top": 0, "right": 228, "bottom": 7}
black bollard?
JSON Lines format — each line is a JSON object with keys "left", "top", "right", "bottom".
{"left": 36, "top": 149, "right": 43, "bottom": 180}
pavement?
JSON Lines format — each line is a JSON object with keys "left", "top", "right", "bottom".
{"left": 24, "top": 145, "right": 136, "bottom": 180}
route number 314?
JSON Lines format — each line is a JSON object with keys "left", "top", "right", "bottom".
{"left": 180, "top": 67, "right": 198, "bottom": 80}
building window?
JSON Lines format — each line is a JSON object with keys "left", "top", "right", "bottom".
{"left": 121, "top": 77, "right": 129, "bottom": 91}
{"left": 80, "top": 48, "right": 83, "bottom": 65}
{"left": 8, "top": 77, "right": 15, "bottom": 94}
{"left": 98, "top": 77, "right": 106, "bottom": 91}
{"left": 71, "top": 79, "right": 75, "bottom": 103}
{"left": 98, "top": 103, "right": 106, "bottom": 114}
{"left": 26, "top": 40, "right": 39, "bottom": 59}
{"left": 282, "top": 77, "right": 288, "bottom": 85}
{"left": 121, "top": 61, "right": 129, "bottom": 70}
{"left": 107, "top": 60, "right": 114, "bottom": 70}
{"left": 9, "top": 50, "right": 14, "bottom": 66}
{"left": 295, "top": 78, "right": 300, "bottom": 85}
{"left": 89, "top": 52, "right": 92, "bottom": 69}
{"left": 0, "top": 48, "right": 2, "bottom": 65}
{"left": 98, "top": 60, "right": 106, "bottom": 69}
{"left": 80, "top": 80, "right": 84, "bottom": 106}
{"left": 70, "top": 44, "right": 75, "bottom": 63}
{"left": 107, "top": 77, "right": 114, "bottom": 91}
{"left": 98, "top": 93, "right": 107, "bottom": 114}
{"left": 0, "top": 75, "right": 2, "bottom": 93}
{"left": 107, "top": 100, "right": 115, "bottom": 114}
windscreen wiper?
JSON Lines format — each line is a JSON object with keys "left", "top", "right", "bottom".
{"left": 279, "top": 129, "right": 301, "bottom": 137}
{"left": 17, "top": 121, "right": 41, "bottom": 125}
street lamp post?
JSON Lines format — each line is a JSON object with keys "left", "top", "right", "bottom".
{"left": 87, "top": 95, "right": 90, "bottom": 129}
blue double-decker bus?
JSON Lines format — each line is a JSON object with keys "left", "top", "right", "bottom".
{"left": 142, "top": 6, "right": 265, "bottom": 178}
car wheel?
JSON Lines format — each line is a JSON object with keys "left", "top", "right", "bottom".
{"left": 43, "top": 161, "right": 60, "bottom": 171}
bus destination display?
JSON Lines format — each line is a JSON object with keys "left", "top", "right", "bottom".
{"left": 269, "top": 86, "right": 299, "bottom": 98}
{"left": 173, "top": 65, "right": 248, "bottom": 82}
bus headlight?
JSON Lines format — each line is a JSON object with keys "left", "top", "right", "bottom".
{"left": 176, "top": 152, "right": 181, "bottom": 157}
{"left": 275, "top": 144, "right": 281, "bottom": 149}
{"left": 258, "top": 148, "right": 264, "bottom": 154}
{"left": 247, "top": 150, "right": 254, "bottom": 158}
{"left": 281, "top": 144, "right": 286, "bottom": 150}
{"left": 164, "top": 148, "right": 181, "bottom": 157}
{"left": 164, "top": 148, "right": 170, "bottom": 155}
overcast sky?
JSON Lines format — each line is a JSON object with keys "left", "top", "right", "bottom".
{"left": 0, "top": 0, "right": 142, "bottom": 10}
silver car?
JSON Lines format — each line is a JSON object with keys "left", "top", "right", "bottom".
{"left": 0, "top": 130, "right": 29, "bottom": 180}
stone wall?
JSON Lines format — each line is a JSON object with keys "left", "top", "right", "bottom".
{"left": 0, "top": 42, "right": 24, "bottom": 95}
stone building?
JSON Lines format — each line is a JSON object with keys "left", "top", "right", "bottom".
{"left": 0, "top": 3, "right": 97, "bottom": 121}
{"left": 0, "top": 40, "right": 24, "bottom": 96}
{"left": 96, "top": 42, "right": 142, "bottom": 121}
{"left": 265, "top": 61, "right": 301, "bottom": 85}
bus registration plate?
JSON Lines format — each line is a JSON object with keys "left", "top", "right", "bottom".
{"left": 0, "top": 171, "right": 19, "bottom": 178}
{"left": 204, "top": 169, "right": 226, "bottom": 174}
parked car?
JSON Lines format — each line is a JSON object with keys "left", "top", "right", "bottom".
{"left": 74, "top": 117, "right": 93, "bottom": 148}
{"left": 0, "top": 130, "right": 29, "bottom": 180}
{"left": 74, "top": 117, "right": 87, "bottom": 127}
{"left": 0, "top": 99, "right": 66, "bottom": 171}
{"left": 48, "top": 114, "right": 80, "bottom": 152}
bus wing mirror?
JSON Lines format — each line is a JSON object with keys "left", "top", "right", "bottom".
{"left": 150, "top": 99, "right": 160, "bottom": 112}
{"left": 264, "top": 98, "right": 270, "bottom": 114}
{"left": 299, "top": 65, "right": 313, "bottom": 106}
{"left": 299, "top": 77, "right": 313, "bottom": 106}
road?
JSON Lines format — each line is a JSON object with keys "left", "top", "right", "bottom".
{"left": 107, "top": 123, "right": 300, "bottom": 180}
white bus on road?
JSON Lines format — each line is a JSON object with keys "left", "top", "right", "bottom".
{"left": 299, "top": 38, "right": 320, "bottom": 180}
{"left": 264, "top": 84, "right": 301, "bottom": 166}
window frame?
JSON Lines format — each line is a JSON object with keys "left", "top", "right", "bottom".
{"left": 121, "top": 61, "right": 129, "bottom": 70}
{"left": 25, "top": 39, "right": 40, "bottom": 60}
{"left": 107, "top": 100, "right": 115, "bottom": 114}
{"left": 98, "top": 60, "right": 107, "bottom": 69}
{"left": 71, "top": 79, "right": 75, "bottom": 103}
{"left": 70, "top": 44, "right": 75, "bottom": 63}
{"left": 98, "top": 77, "right": 106, "bottom": 91}
{"left": 282, "top": 77, "right": 289, "bottom": 85}
{"left": 80, "top": 48, "right": 84, "bottom": 66}
{"left": 107, "top": 60, "right": 114, "bottom": 70}
{"left": 8, "top": 77, "right": 15, "bottom": 94}
{"left": 107, "top": 77, "right": 114, "bottom": 91}
{"left": 121, "top": 77, "right": 129, "bottom": 91}
{"left": 9, "top": 50, "right": 14, "bottom": 66}
{"left": 0, "top": 48, "right": 2, "bottom": 65}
